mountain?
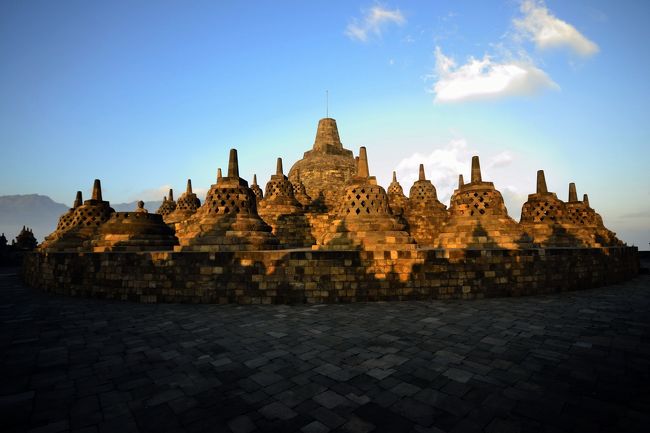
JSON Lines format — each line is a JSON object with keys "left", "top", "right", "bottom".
{"left": 0, "top": 195, "right": 162, "bottom": 243}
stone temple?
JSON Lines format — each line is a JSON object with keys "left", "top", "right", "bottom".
{"left": 26, "top": 117, "right": 638, "bottom": 303}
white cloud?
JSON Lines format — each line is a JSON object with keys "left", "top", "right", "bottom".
{"left": 489, "top": 151, "right": 514, "bottom": 168}
{"left": 395, "top": 138, "right": 472, "bottom": 204}
{"left": 514, "top": 0, "right": 599, "bottom": 57}
{"left": 432, "top": 47, "right": 558, "bottom": 103}
{"left": 345, "top": 6, "right": 405, "bottom": 42}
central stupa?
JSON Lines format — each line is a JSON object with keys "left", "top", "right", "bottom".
{"left": 288, "top": 118, "right": 356, "bottom": 211}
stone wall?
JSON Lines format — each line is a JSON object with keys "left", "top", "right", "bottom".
{"left": 24, "top": 246, "right": 638, "bottom": 304}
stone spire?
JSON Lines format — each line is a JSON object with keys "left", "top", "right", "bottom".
{"left": 392, "top": 171, "right": 397, "bottom": 183}
{"left": 217, "top": 168, "right": 222, "bottom": 180}
{"left": 73, "top": 191, "right": 83, "bottom": 208}
{"left": 92, "top": 179, "right": 102, "bottom": 201}
{"left": 458, "top": 174, "right": 464, "bottom": 188}
{"left": 186, "top": 179, "right": 193, "bottom": 194}
{"left": 568, "top": 183, "right": 578, "bottom": 202}
{"left": 168, "top": 189, "right": 174, "bottom": 202}
{"left": 276, "top": 157, "right": 283, "bottom": 176}
{"left": 228, "top": 149, "right": 239, "bottom": 178}
{"left": 357, "top": 147, "right": 369, "bottom": 179}
{"left": 583, "top": 194, "right": 590, "bottom": 207}
{"left": 471, "top": 156, "right": 482, "bottom": 183}
{"left": 418, "top": 164, "right": 426, "bottom": 181}
{"left": 313, "top": 118, "right": 343, "bottom": 153}
{"left": 536, "top": 170, "right": 548, "bottom": 194}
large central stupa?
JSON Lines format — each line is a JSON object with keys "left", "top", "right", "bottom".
{"left": 288, "top": 118, "right": 356, "bottom": 211}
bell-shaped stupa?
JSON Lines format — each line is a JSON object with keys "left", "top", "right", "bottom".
{"left": 250, "top": 174, "right": 264, "bottom": 204}
{"left": 164, "top": 179, "right": 202, "bottom": 226}
{"left": 92, "top": 201, "right": 178, "bottom": 252}
{"left": 258, "top": 158, "right": 314, "bottom": 247}
{"left": 288, "top": 118, "right": 356, "bottom": 212}
{"left": 562, "top": 183, "right": 621, "bottom": 247}
{"left": 41, "top": 180, "right": 115, "bottom": 251}
{"left": 157, "top": 189, "right": 176, "bottom": 216}
{"left": 519, "top": 170, "right": 577, "bottom": 247}
{"left": 404, "top": 164, "right": 448, "bottom": 247}
{"left": 435, "top": 156, "right": 532, "bottom": 249}
{"left": 40, "top": 191, "right": 83, "bottom": 249}
{"left": 175, "top": 149, "right": 279, "bottom": 251}
{"left": 387, "top": 171, "right": 409, "bottom": 217}
{"left": 319, "top": 147, "right": 415, "bottom": 251}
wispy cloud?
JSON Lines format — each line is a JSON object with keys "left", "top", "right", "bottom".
{"left": 514, "top": 0, "right": 599, "bottom": 56}
{"left": 489, "top": 151, "right": 515, "bottom": 168}
{"left": 345, "top": 6, "right": 405, "bottom": 42}
{"left": 432, "top": 47, "right": 558, "bottom": 103}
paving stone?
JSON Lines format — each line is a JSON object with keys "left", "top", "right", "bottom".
{"left": 227, "top": 415, "right": 257, "bottom": 433}
{"left": 300, "top": 420, "right": 330, "bottom": 433}
{"left": 0, "top": 269, "right": 649, "bottom": 433}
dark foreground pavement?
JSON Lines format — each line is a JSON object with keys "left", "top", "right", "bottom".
{"left": 1, "top": 268, "right": 649, "bottom": 433}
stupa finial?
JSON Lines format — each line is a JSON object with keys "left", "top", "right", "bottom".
{"left": 583, "top": 193, "right": 590, "bottom": 207}
{"left": 568, "top": 182, "right": 578, "bottom": 202}
{"left": 228, "top": 149, "right": 239, "bottom": 178}
{"left": 357, "top": 147, "right": 369, "bottom": 178}
{"left": 471, "top": 156, "right": 482, "bottom": 183}
{"left": 458, "top": 174, "right": 464, "bottom": 188}
{"left": 392, "top": 171, "right": 397, "bottom": 182}
{"left": 313, "top": 118, "right": 342, "bottom": 152}
{"left": 186, "top": 179, "right": 192, "bottom": 194}
{"left": 536, "top": 170, "right": 548, "bottom": 194}
{"left": 73, "top": 191, "right": 82, "bottom": 208}
{"left": 168, "top": 189, "right": 174, "bottom": 201}
{"left": 92, "top": 179, "right": 103, "bottom": 201}
{"left": 276, "top": 157, "right": 283, "bottom": 176}
{"left": 253, "top": 174, "right": 258, "bottom": 186}
{"left": 217, "top": 168, "right": 222, "bottom": 180}
{"left": 418, "top": 164, "right": 426, "bottom": 181}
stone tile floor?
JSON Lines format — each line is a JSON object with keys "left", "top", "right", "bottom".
{"left": 1, "top": 266, "right": 649, "bottom": 433}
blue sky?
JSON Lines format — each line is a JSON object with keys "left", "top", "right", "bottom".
{"left": 1, "top": 0, "right": 648, "bottom": 248}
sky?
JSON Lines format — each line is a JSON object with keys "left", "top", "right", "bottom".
{"left": 0, "top": 0, "right": 648, "bottom": 248}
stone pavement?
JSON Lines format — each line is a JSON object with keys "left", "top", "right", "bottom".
{"left": 1, "top": 266, "right": 649, "bottom": 433}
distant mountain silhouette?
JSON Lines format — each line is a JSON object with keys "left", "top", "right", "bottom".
{"left": 0, "top": 194, "right": 162, "bottom": 242}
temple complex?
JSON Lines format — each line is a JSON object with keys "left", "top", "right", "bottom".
{"left": 29, "top": 116, "right": 636, "bottom": 304}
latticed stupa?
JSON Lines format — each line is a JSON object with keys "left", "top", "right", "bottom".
{"left": 319, "top": 147, "right": 415, "bottom": 251}
{"left": 387, "top": 171, "right": 408, "bottom": 217}
{"left": 435, "top": 157, "right": 532, "bottom": 249}
{"left": 92, "top": 201, "right": 178, "bottom": 252}
{"left": 258, "top": 158, "right": 314, "bottom": 247}
{"left": 40, "top": 180, "right": 115, "bottom": 251}
{"left": 175, "top": 149, "right": 278, "bottom": 251}
{"left": 14, "top": 226, "right": 38, "bottom": 250}
{"left": 291, "top": 169, "right": 312, "bottom": 207}
{"left": 562, "top": 183, "right": 621, "bottom": 247}
{"left": 250, "top": 174, "right": 264, "bottom": 204}
{"left": 404, "top": 164, "right": 448, "bottom": 247}
{"left": 156, "top": 189, "right": 176, "bottom": 216}
{"left": 164, "top": 179, "right": 202, "bottom": 226}
{"left": 288, "top": 118, "right": 356, "bottom": 211}
{"left": 40, "top": 191, "right": 83, "bottom": 249}
{"left": 519, "top": 170, "right": 576, "bottom": 247}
